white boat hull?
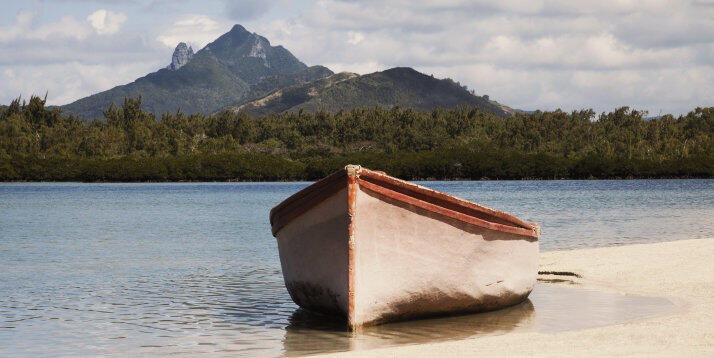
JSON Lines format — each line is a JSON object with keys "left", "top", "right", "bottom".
{"left": 271, "top": 165, "right": 540, "bottom": 328}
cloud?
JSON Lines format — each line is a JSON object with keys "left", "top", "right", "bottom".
{"left": 0, "top": 10, "right": 35, "bottom": 42}
{"left": 156, "top": 14, "right": 224, "bottom": 49}
{"left": 250, "top": 0, "right": 714, "bottom": 114}
{"left": 322, "top": 61, "right": 384, "bottom": 75}
{"left": 2, "top": 1, "right": 712, "bottom": 114}
{"left": 1, "top": 61, "right": 161, "bottom": 105}
{"left": 87, "top": 9, "right": 127, "bottom": 35}
{"left": 0, "top": 10, "right": 94, "bottom": 41}
{"left": 31, "top": 15, "right": 94, "bottom": 40}
{"left": 224, "top": 0, "right": 273, "bottom": 21}
{"left": 0, "top": 8, "right": 161, "bottom": 105}
{"left": 347, "top": 31, "right": 364, "bottom": 45}
{"left": 1, "top": 9, "right": 128, "bottom": 42}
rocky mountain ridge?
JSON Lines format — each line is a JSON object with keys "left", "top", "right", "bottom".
{"left": 167, "top": 42, "right": 194, "bottom": 71}
{"left": 60, "top": 24, "right": 516, "bottom": 120}
{"left": 231, "top": 68, "right": 516, "bottom": 117}
{"left": 61, "top": 25, "right": 320, "bottom": 119}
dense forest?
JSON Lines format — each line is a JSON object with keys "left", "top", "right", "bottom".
{"left": 1, "top": 95, "right": 712, "bottom": 181}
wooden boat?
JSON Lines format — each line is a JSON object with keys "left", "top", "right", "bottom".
{"left": 270, "top": 165, "right": 540, "bottom": 329}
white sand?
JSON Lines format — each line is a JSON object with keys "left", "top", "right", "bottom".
{"left": 317, "top": 238, "right": 714, "bottom": 357}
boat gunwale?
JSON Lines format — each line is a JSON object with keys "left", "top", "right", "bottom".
{"left": 357, "top": 169, "right": 540, "bottom": 238}
{"left": 269, "top": 165, "right": 540, "bottom": 238}
{"left": 269, "top": 168, "right": 348, "bottom": 236}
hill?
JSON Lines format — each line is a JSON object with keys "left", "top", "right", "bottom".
{"left": 61, "top": 25, "right": 330, "bottom": 120}
{"left": 58, "top": 24, "right": 515, "bottom": 120}
{"left": 228, "top": 67, "right": 517, "bottom": 117}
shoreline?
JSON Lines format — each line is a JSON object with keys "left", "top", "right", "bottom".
{"left": 316, "top": 238, "right": 714, "bottom": 357}
{"left": 2, "top": 177, "right": 712, "bottom": 184}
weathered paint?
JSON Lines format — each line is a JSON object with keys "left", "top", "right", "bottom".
{"left": 274, "top": 187, "right": 351, "bottom": 317}
{"left": 357, "top": 169, "right": 540, "bottom": 238}
{"left": 351, "top": 184, "right": 538, "bottom": 327}
{"left": 346, "top": 165, "right": 359, "bottom": 328}
{"left": 270, "top": 165, "right": 540, "bottom": 329}
{"left": 270, "top": 169, "right": 348, "bottom": 236}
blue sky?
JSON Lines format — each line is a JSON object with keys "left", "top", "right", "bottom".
{"left": 1, "top": 0, "right": 712, "bottom": 115}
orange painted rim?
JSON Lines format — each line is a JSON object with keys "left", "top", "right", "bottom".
{"left": 269, "top": 165, "right": 540, "bottom": 239}
{"left": 346, "top": 167, "right": 358, "bottom": 328}
{"left": 269, "top": 169, "right": 348, "bottom": 236}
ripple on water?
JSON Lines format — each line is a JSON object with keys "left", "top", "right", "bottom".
{"left": 1, "top": 181, "right": 706, "bottom": 356}
{"left": 1, "top": 272, "right": 675, "bottom": 357}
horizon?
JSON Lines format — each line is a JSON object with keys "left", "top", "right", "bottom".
{"left": 1, "top": 0, "right": 712, "bottom": 115}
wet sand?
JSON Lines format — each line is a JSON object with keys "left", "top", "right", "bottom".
{"left": 316, "top": 238, "right": 714, "bottom": 357}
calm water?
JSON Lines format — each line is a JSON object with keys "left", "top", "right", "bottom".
{"left": 1, "top": 180, "right": 712, "bottom": 356}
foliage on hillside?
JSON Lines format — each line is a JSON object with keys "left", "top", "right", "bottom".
{"left": 232, "top": 67, "right": 515, "bottom": 118}
{"left": 232, "top": 72, "right": 358, "bottom": 117}
{"left": 61, "top": 51, "right": 250, "bottom": 120}
{"left": 235, "top": 65, "right": 334, "bottom": 108}
{"left": 1, "top": 96, "right": 712, "bottom": 181}
{"left": 60, "top": 25, "right": 314, "bottom": 120}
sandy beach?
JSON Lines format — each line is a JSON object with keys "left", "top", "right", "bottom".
{"left": 317, "top": 238, "right": 714, "bottom": 357}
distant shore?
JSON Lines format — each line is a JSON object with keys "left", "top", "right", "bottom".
{"left": 2, "top": 98, "right": 712, "bottom": 182}
{"left": 318, "top": 238, "right": 714, "bottom": 357}
{"left": 2, "top": 178, "right": 713, "bottom": 184}
{"left": 2, "top": 175, "right": 712, "bottom": 183}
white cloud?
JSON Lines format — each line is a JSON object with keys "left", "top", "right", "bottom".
{"left": 347, "top": 32, "right": 364, "bottom": 45}
{"left": 0, "top": 10, "right": 35, "bottom": 42}
{"left": 156, "top": 14, "right": 224, "bottom": 48}
{"left": 87, "top": 9, "right": 127, "bottom": 35}
{"left": 31, "top": 15, "right": 93, "bottom": 40}
{"left": 223, "top": 0, "right": 273, "bottom": 21}
{"left": 1, "top": 61, "right": 162, "bottom": 105}
{"left": 0, "top": 8, "right": 160, "bottom": 105}
{"left": 1, "top": 9, "right": 128, "bottom": 42}
{"left": 2, "top": 1, "right": 712, "bottom": 114}
{"left": 249, "top": 0, "right": 714, "bottom": 114}
{"left": 322, "top": 61, "right": 384, "bottom": 75}
{"left": 0, "top": 10, "right": 94, "bottom": 42}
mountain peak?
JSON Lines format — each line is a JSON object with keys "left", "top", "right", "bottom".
{"left": 60, "top": 25, "right": 515, "bottom": 120}
{"left": 167, "top": 42, "right": 194, "bottom": 71}
{"left": 247, "top": 35, "right": 269, "bottom": 66}
{"left": 228, "top": 24, "right": 249, "bottom": 35}
{"left": 201, "top": 24, "right": 307, "bottom": 84}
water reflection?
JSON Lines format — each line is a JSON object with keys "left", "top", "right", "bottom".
{"left": 283, "top": 300, "right": 535, "bottom": 356}
{"left": 280, "top": 284, "right": 674, "bottom": 357}
{"left": 1, "top": 181, "right": 696, "bottom": 356}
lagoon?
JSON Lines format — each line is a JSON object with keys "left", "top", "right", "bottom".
{"left": 1, "top": 180, "right": 712, "bottom": 356}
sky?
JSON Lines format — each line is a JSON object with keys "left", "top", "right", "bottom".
{"left": 1, "top": 0, "right": 712, "bottom": 115}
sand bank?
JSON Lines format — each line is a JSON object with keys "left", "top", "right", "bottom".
{"left": 316, "top": 238, "right": 714, "bottom": 357}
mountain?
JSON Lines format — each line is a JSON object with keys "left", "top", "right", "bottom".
{"left": 59, "top": 24, "right": 514, "bottom": 120}
{"left": 203, "top": 26, "right": 308, "bottom": 85}
{"left": 241, "top": 65, "right": 334, "bottom": 103}
{"left": 167, "top": 42, "right": 194, "bottom": 70}
{"left": 229, "top": 67, "right": 517, "bottom": 117}
{"left": 61, "top": 25, "right": 328, "bottom": 120}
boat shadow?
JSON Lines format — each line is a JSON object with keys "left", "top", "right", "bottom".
{"left": 281, "top": 299, "right": 536, "bottom": 356}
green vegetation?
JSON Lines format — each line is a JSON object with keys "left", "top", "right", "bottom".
{"left": 60, "top": 25, "right": 318, "bottom": 120}
{"left": 232, "top": 67, "right": 514, "bottom": 118}
{"left": 2, "top": 95, "right": 712, "bottom": 181}
{"left": 57, "top": 25, "right": 512, "bottom": 121}
{"left": 58, "top": 25, "right": 512, "bottom": 121}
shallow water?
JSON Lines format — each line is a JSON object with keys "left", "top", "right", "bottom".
{"left": 281, "top": 284, "right": 674, "bottom": 356}
{"left": 1, "top": 180, "right": 711, "bottom": 356}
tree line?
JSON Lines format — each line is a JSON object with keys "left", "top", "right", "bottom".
{"left": 1, "top": 95, "right": 712, "bottom": 181}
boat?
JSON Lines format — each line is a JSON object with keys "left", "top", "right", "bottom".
{"left": 269, "top": 165, "right": 540, "bottom": 329}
